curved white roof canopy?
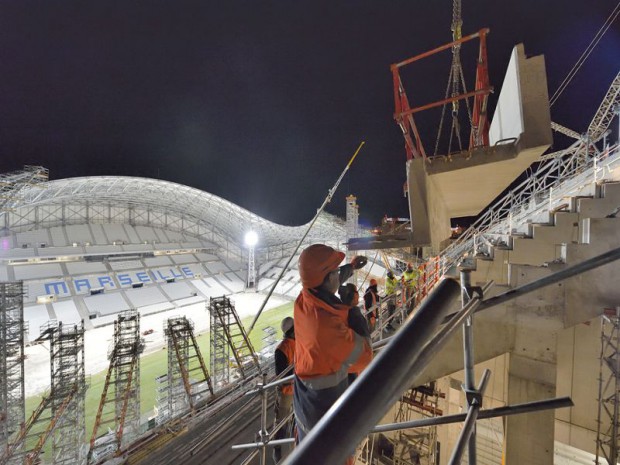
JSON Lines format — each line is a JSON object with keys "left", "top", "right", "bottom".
{"left": 10, "top": 176, "right": 347, "bottom": 248}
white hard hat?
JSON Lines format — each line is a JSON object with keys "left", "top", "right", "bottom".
{"left": 281, "top": 317, "right": 294, "bottom": 333}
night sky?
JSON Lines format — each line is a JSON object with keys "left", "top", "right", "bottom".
{"left": 0, "top": 1, "right": 617, "bottom": 227}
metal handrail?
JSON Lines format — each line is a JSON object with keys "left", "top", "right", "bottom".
{"left": 442, "top": 143, "right": 620, "bottom": 271}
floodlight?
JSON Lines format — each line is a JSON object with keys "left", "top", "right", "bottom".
{"left": 244, "top": 231, "right": 258, "bottom": 247}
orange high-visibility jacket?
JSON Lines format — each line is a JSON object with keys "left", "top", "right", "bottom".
{"left": 276, "top": 337, "right": 295, "bottom": 395}
{"left": 294, "top": 289, "right": 372, "bottom": 389}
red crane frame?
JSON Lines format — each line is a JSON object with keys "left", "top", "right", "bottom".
{"left": 391, "top": 28, "right": 492, "bottom": 160}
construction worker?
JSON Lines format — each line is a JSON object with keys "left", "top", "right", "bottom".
{"left": 338, "top": 282, "right": 371, "bottom": 384}
{"left": 273, "top": 316, "right": 295, "bottom": 464}
{"left": 385, "top": 270, "right": 399, "bottom": 326}
{"left": 294, "top": 244, "right": 373, "bottom": 463}
{"left": 363, "top": 279, "right": 380, "bottom": 331}
{"left": 403, "top": 262, "right": 419, "bottom": 308}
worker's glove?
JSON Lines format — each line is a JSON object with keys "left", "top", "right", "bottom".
{"left": 351, "top": 255, "right": 368, "bottom": 270}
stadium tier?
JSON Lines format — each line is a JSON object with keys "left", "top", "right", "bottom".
{"left": 0, "top": 176, "right": 353, "bottom": 343}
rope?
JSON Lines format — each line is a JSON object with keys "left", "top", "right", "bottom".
{"left": 550, "top": 2, "right": 620, "bottom": 107}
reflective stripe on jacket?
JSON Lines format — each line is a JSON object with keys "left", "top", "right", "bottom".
{"left": 404, "top": 269, "right": 418, "bottom": 287}
{"left": 276, "top": 338, "right": 295, "bottom": 395}
{"left": 294, "top": 288, "right": 372, "bottom": 390}
{"left": 386, "top": 277, "right": 398, "bottom": 295}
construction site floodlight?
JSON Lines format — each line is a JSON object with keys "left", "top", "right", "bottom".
{"left": 244, "top": 231, "right": 258, "bottom": 247}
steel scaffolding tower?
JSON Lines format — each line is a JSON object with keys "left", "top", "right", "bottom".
{"left": 596, "top": 307, "right": 620, "bottom": 464}
{"left": 3, "top": 321, "right": 86, "bottom": 465}
{"left": 165, "top": 316, "right": 214, "bottom": 415}
{"left": 88, "top": 310, "right": 143, "bottom": 463}
{"left": 209, "top": 296, "right": 260, "bottom": 387}
{"left": 392, "top": 384, "right": 441, "bottom": 465}
{"left": 0, "top": 282, "right": 25, "bottom": 462}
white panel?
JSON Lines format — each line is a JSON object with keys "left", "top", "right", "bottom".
{"left": 134, "top": 226, "right": 158, "bottom": 242}
{"left": 16, "top": 229, "right": 49, "bottom": 247}
{"left": 204, "top": 261, "right": 230, "bottom": 274}
{"left": 154, "top": 229, "right": 168, "bottom": 243}
{"left": 102, "top": 224, "right": 129, "bottom": 243}
{"left": 0, "top": 266, "right": 7, "bottom": 281}
{"left": 195, "top": 252, "right": 219, "bottom": 262}
{"left": 84, "top": 292, "right": 130, "bottom": 316}
{"left": 0, "top": 248, "right": 36, "bottom": 259}
{"left": 287, "top": 283, "right": 302, "bottom": 298}
{"left": 27, "top": 281, "right": 72, "bottom": 301}
{"left": 164, "top": 229, "right": 184, "bottom": 241}
{"left": 14, "top": 263, "right": 63, "bottom": 280}
{"left": 160, "top": 281, "right": 193, "bottom": 300}
{"left": 49, "top": 227, "right": 68, "bottom": 246}
{"left": 109, "top": 260, "right": 143, "bottom": 271}
{"left": 175, "top": 296, "right": 205, "bottom": 307}
{"left": 66, "top": 262, "right": 108, "bottom": 276}
{"left": 489, "top": 47, "right": 524, "bottom": 144}
{"left": 170, "top": 254, "right": 196, "bottom": 265}
{"left": 144, "top": 256, "right": 173, "bottom": 267}
{"left": 180, "top": 241, "right": 202, "bottom": 248}
{"left": 124, "top": 286, "right": 167, "bottom": 307}
{"left": 224, "top": 272, "right": 244, "bottom": 293}
{"left": 92, "top": 314, "right": 117, "bottom": 327}
{"left": 122, "top": 244, "right": 153, "bottom": 252}
{"left": 257, "top": 278, "right": 275, "bottom": 292}
{"left": 72, "top": 274, "right": 118, "bottom": 295}
{"left": 203, "top": 277, "right": 230, "bottom": 297}
{"left": 177, "top": 263, "right": 204, "bottom": 278}
{"left": 89, "top": 224, "right": 108, "bottom": 245}
{"left": 224, "top": 259, "right": 243, "bottom": 272}
{"left": 52, "top": 300, "right": 82, "bottom": 325}
{"left": 24, "top": 304, "right": 52, "bottom": 340}
{"left": 190, "top": 279, "right": 212, "bottom": 298}
{"left": 154, "top": 243, "right": 179, "bottom": 251}
{"left": 65, "top": 225, "right": 94, "bottom": 244}
{"left": 84, "top": 245, "right": 118, "bottom": 254}
{"left": 138, "top": 302, "right": 174, "bottom": 316}
{"left": 38, "top": 246, "right": 81, "bottom": 257}
{"left": 123, "top": 225, "right": 141, "bottom": 244}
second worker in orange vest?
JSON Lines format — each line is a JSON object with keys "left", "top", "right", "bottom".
{"left": 273, "top": 317, "right": 295, "bottom": 463}
{"left": 294, "top": 244, "right": 373, "bottom": 462}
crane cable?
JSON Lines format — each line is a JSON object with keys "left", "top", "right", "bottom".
{"left": 247, "top": 141, "right": 365, "bottom": 335}
{"left": 550, "top": 1, "right": 620, "bottom": 107}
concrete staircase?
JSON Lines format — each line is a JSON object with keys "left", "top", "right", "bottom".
{"left": 415, "top": 180, "right": 620, "bottom": 385}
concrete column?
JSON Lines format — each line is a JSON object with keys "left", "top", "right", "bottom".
{"left": 503, "top": 352, "right": 556, "bottom": 464}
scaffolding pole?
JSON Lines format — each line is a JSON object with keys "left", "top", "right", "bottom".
{"left": 0, "top": 282, "right": 25, "bottom": 464}
{"left": 596, "top": 306, "right": 620, "bottom": 464}
{"left": 88, "top": 310, "right": 143, "bottom": 463}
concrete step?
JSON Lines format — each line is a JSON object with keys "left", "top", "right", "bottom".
{"left": 577, "top": 182, "right": 620, "bottom": 218}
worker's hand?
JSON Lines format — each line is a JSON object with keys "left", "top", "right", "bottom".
{"left": 351, "top": 255, "right": 367, "bottom": 270}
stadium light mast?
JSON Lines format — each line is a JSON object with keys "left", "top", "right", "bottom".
{"left": 245, "top": 231, "right": 258, "bottom": 289}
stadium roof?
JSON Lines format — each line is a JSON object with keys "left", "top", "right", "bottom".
{"left": 10, "top": 176, "right": 347, "bottom": 248}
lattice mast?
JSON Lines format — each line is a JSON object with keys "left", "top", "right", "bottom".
{"left": 209, "top": 296, "right": 261, "bottom": 386}
{"left": 2, "top": 321, "right": 86, "bottom": 465}
{"left": 165, "top": 316, "right": 214, "bottom": 416}
{"left": 88, "top": 310, "right": 143, "bottom": 463}
{"left": 247, "top": 245, "right": 257, "bottom": 288}
{"left": 0, "top": 282, "right": 25, "bottom": 462}
{"left": 595, "top": 307, "right": 620, "bottom": 464}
